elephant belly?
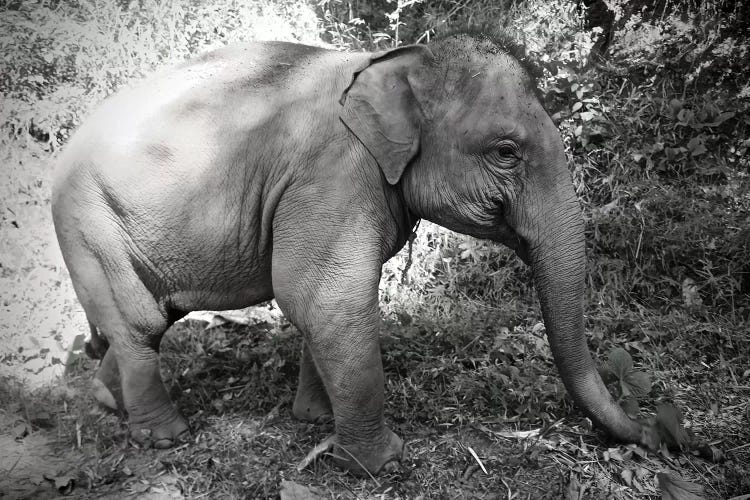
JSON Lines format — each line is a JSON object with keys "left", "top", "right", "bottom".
{"left": 145, "top": 245, "right": 276, "bottom": 314}
{"left": 168, "top": 283, "right": 275, "bottom": 314}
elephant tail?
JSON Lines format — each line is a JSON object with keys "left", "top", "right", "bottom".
{"left": 83, "top": 321, "right": 109, "bottom": 360}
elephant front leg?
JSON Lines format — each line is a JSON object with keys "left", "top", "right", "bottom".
{"left": 306, "top": 327, "right": 403, "bottom": 474}
{"left": 293, "top": 341, "right": 333, "bottom": 423}
{"left": 272, "top": 232, "right": 403, "bottom": 475}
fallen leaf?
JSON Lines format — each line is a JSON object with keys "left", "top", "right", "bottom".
{"left": 694, "top": 443, "right": 723, "bottom": 462}
{"left": 603, "top": 447, "right": 626, "bottom": 462}
{"left": 621, "top": 468, "right": 633, "bottom": 486}
{"left": 130, "top": 481, "right": 151, "bottom": 493}
{"left": 54, "top": 475, "right": 75, "bottom": 494}
{"left": 668, "top": 99, "right": 683, "bottom": 116}
{"left": 635, "top": 466, "right": 649, "bottom": 481}
{"left": 686, "top": 137, "right": 707, "bottom": 157}
{"left": 493, "top": 428, "right": 541, "bottom": 439}
{"left": 682, "top": 278, "right": 703, "bottom": 306}
{"left": 280, "top": 480, "right": 322, "bottom": 500}
{"left": 702, "top": 111, "right": 735, "bottom": 127}
{"left": 13, "top": 422, "right": 29, "bottom": 439}
{"left": 565, "top": 473, "right": 582, "bottom": 500}
{"left": 657, "top": 471, "right": 705, "bottom": 500}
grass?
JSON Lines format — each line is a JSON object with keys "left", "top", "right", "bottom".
{"left": 3, "top": 309, "right": 748, "bottom": 498}
{"left": 1, "top": 0, "right": 749, "bottom": 498}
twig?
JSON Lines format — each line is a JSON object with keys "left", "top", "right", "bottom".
{"left": 467, "top": 446, "right": 488, "bottom": 474}
{"left": 334, "top": 444, "right": 381, "bottom": 487}
{"left": 726, "top": 442, "right": 750, "bottom": 453}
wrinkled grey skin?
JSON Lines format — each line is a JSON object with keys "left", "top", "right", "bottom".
{"left": 52, "top": 34, "right": 643, "bottom": 475}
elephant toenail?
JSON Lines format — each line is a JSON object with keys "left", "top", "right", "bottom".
{"left": 381, "top": 460, "right": 401, "bottom": 474}
{"left": 153, "top": 438, "right": 175, "bottom": 449}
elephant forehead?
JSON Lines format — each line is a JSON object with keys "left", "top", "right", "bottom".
{"left": 432, "top": 58, "right": 541, "bottom": 120}
{"left": 442, "top": 82, "right": 546, "bottom": 142}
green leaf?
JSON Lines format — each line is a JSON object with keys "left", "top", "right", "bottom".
{"left": 657, "top": 472, "right": 705, "bottom": 500}
{"left": 687, "top": 137, "right": 707, "bottom": 156}
{"left": 608, "top": 348, "right": 633, "bottom": 379}
{"left": 668, "top": 98, "right": 683, "bottom": 115}
{"left": 702, "top": 111, "right": 735, "bottom": 127}
{"left": 620, "top": 397, "right": 640, "bottom": 418}
{"left": 623, "top": 371, "right": 652, "bottom": 398}
{"left": 572, "top": 101, "right": 583, "bottom": 112}
{"left": 677, "top": 108, "right": 694, "bottom": 125}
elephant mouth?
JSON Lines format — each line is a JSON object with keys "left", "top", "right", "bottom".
{"left": 493, "top": 220, "right": 531, "bottom": 265}
{"left": 512, "top": 237, "right": 532, "bottom": 266}
{"left": 489, "top": 200, "right": 531, "bottom": 265}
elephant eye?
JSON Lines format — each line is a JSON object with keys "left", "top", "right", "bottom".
{"left": 487, "top": 140, "right": 521, "bottom": 167}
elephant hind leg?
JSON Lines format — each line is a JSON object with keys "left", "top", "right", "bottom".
{"left": 292, "top": 341, "right": 333, "bottom": 423}
{"left": 60, "top": 236, "right": 188, "bottom": 448}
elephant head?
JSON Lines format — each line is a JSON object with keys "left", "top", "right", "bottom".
{"left": 340, "top": 32, "right": 643, "bottom": 444}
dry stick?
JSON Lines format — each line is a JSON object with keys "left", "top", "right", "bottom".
{"left": 726, "top": 442, "right": 750, "bottom": 453}
{"left": 5, "top": 455, "right": 22, "bottom": 475}
{"left": 684, "top": 453, "right": 721, "bottom": 497}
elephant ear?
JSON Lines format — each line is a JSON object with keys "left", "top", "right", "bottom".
{"left": 340, "top": 45, "right": 433, "bottom": 185}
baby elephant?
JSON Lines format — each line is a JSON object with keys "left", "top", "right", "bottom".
{"left": 52, "top": 32, "right": 643, "bottom": 475}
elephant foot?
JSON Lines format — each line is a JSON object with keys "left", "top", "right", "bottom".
{"left": 91, "top": 350, "right": 124, "bottom": 412}
{"left": 333, "top": 427, "right": 403, "bottom": 475}
{"left": 298, "top": 428, "right": 403, "bottom": 475}
{"left": 292, "top": 387, "right": 333, "bottom": 423}
{"left": 129, "top": 407, "right": 190, "bottom": 449}
{"left": 92, "top": 357, "right": 189, "bottom": 449}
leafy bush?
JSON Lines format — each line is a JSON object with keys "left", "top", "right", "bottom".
{"left": 564, "top": 4, "right": 750, "bottom": 317}
{"left": 327, "top": 0, "right": 750, "bottom": 354}
{"left": 0, "top": 0, "right": 322, "bottom": 149}
{"left": 4, "top": 0, "right": 747, "bottom": 353}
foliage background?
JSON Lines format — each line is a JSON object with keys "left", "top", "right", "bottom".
{"left": 0, "top": 0, "right": 748, "bottom": 498}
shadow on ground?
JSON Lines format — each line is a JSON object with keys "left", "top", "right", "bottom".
{"left": 0, "top": 315, "right": 611, "bottom": 499}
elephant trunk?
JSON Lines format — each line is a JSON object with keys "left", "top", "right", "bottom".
{"left": 527, "top": 197, "right": 642, "bottom": 443}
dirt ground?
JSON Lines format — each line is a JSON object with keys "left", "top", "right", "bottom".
{"left": 0, "top": 318, "right": 719, "bottom": 500}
